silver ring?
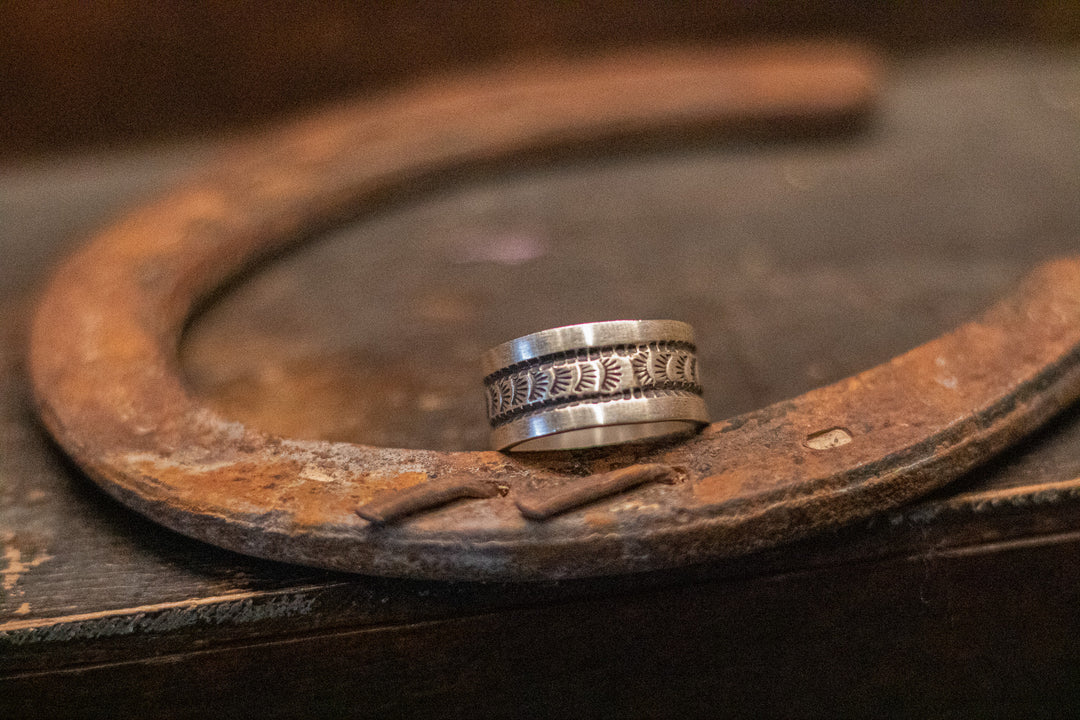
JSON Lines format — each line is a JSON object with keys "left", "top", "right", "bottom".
{"left": 481, "top": 320, "right": 710, "bottom": 451}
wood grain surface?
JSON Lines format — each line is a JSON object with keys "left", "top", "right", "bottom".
{"left": 3, "top": 49, "right": 1080, "bottom": 717}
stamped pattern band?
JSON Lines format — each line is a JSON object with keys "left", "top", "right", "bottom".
{"left": 484, "top": 341, "right": 702, "bottom": 428}
{"left": 481, "top": 320, "right": 709, "bottom": 451}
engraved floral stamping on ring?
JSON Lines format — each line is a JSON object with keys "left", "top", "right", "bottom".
{"left": 481, "top": 320, "right": 709, "bottom": 451}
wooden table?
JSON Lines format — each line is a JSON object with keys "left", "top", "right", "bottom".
{"left": 3, "top": 48, "right": 1080, "bottom": 718}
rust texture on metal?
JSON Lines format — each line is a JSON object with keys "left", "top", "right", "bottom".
{"left": 26, "top": 45, "right": 1080, "bottom": 581}
{"left": 356, "top": 477, "right": 506, "bottom": 525}
{"left": 515, "top": 463, "right": 683, "bottom": 521}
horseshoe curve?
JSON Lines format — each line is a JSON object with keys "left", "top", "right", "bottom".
{"left": 27, "top": 47, "right": 1080, "bottom": 580}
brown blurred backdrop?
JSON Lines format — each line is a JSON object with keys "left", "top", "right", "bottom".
{"left": 2, "top": 1, "right": 1079, "bottom": 158}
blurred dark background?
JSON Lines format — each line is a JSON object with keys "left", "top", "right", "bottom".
{"left": 2, "top": 1, "right": 1079, "bottom": 158}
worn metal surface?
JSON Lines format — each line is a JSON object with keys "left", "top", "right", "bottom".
{"left": 27, "top": 45, "right": 1080, "bottom": 580}
{"left": 356, "top": 476, "right": 507, "bottom": 525}
{"left": 514, "top": 463, "right": 685, "bottom": 521}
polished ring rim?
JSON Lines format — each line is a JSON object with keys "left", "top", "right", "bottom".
{"left": 481, "top": 319, "right": 696, "bottom": 378}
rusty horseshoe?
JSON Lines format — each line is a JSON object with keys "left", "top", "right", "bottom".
{"left": 28, "top": 46, "right": 1080, "bottom": 580}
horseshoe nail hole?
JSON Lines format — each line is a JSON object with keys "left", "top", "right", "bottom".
{"left": 804, "top": 427, "right": 853, "bottom": 451}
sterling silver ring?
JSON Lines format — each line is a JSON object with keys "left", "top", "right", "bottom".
{"left": 481, "top": 320, "right": 710, "bottom": 451}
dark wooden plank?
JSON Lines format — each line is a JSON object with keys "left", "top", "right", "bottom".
{"left": 2, "top": 49, "right": 1080, "bottom": 714}
{"left": 5, "top": 535, "right": 1080, "bottom": 718}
